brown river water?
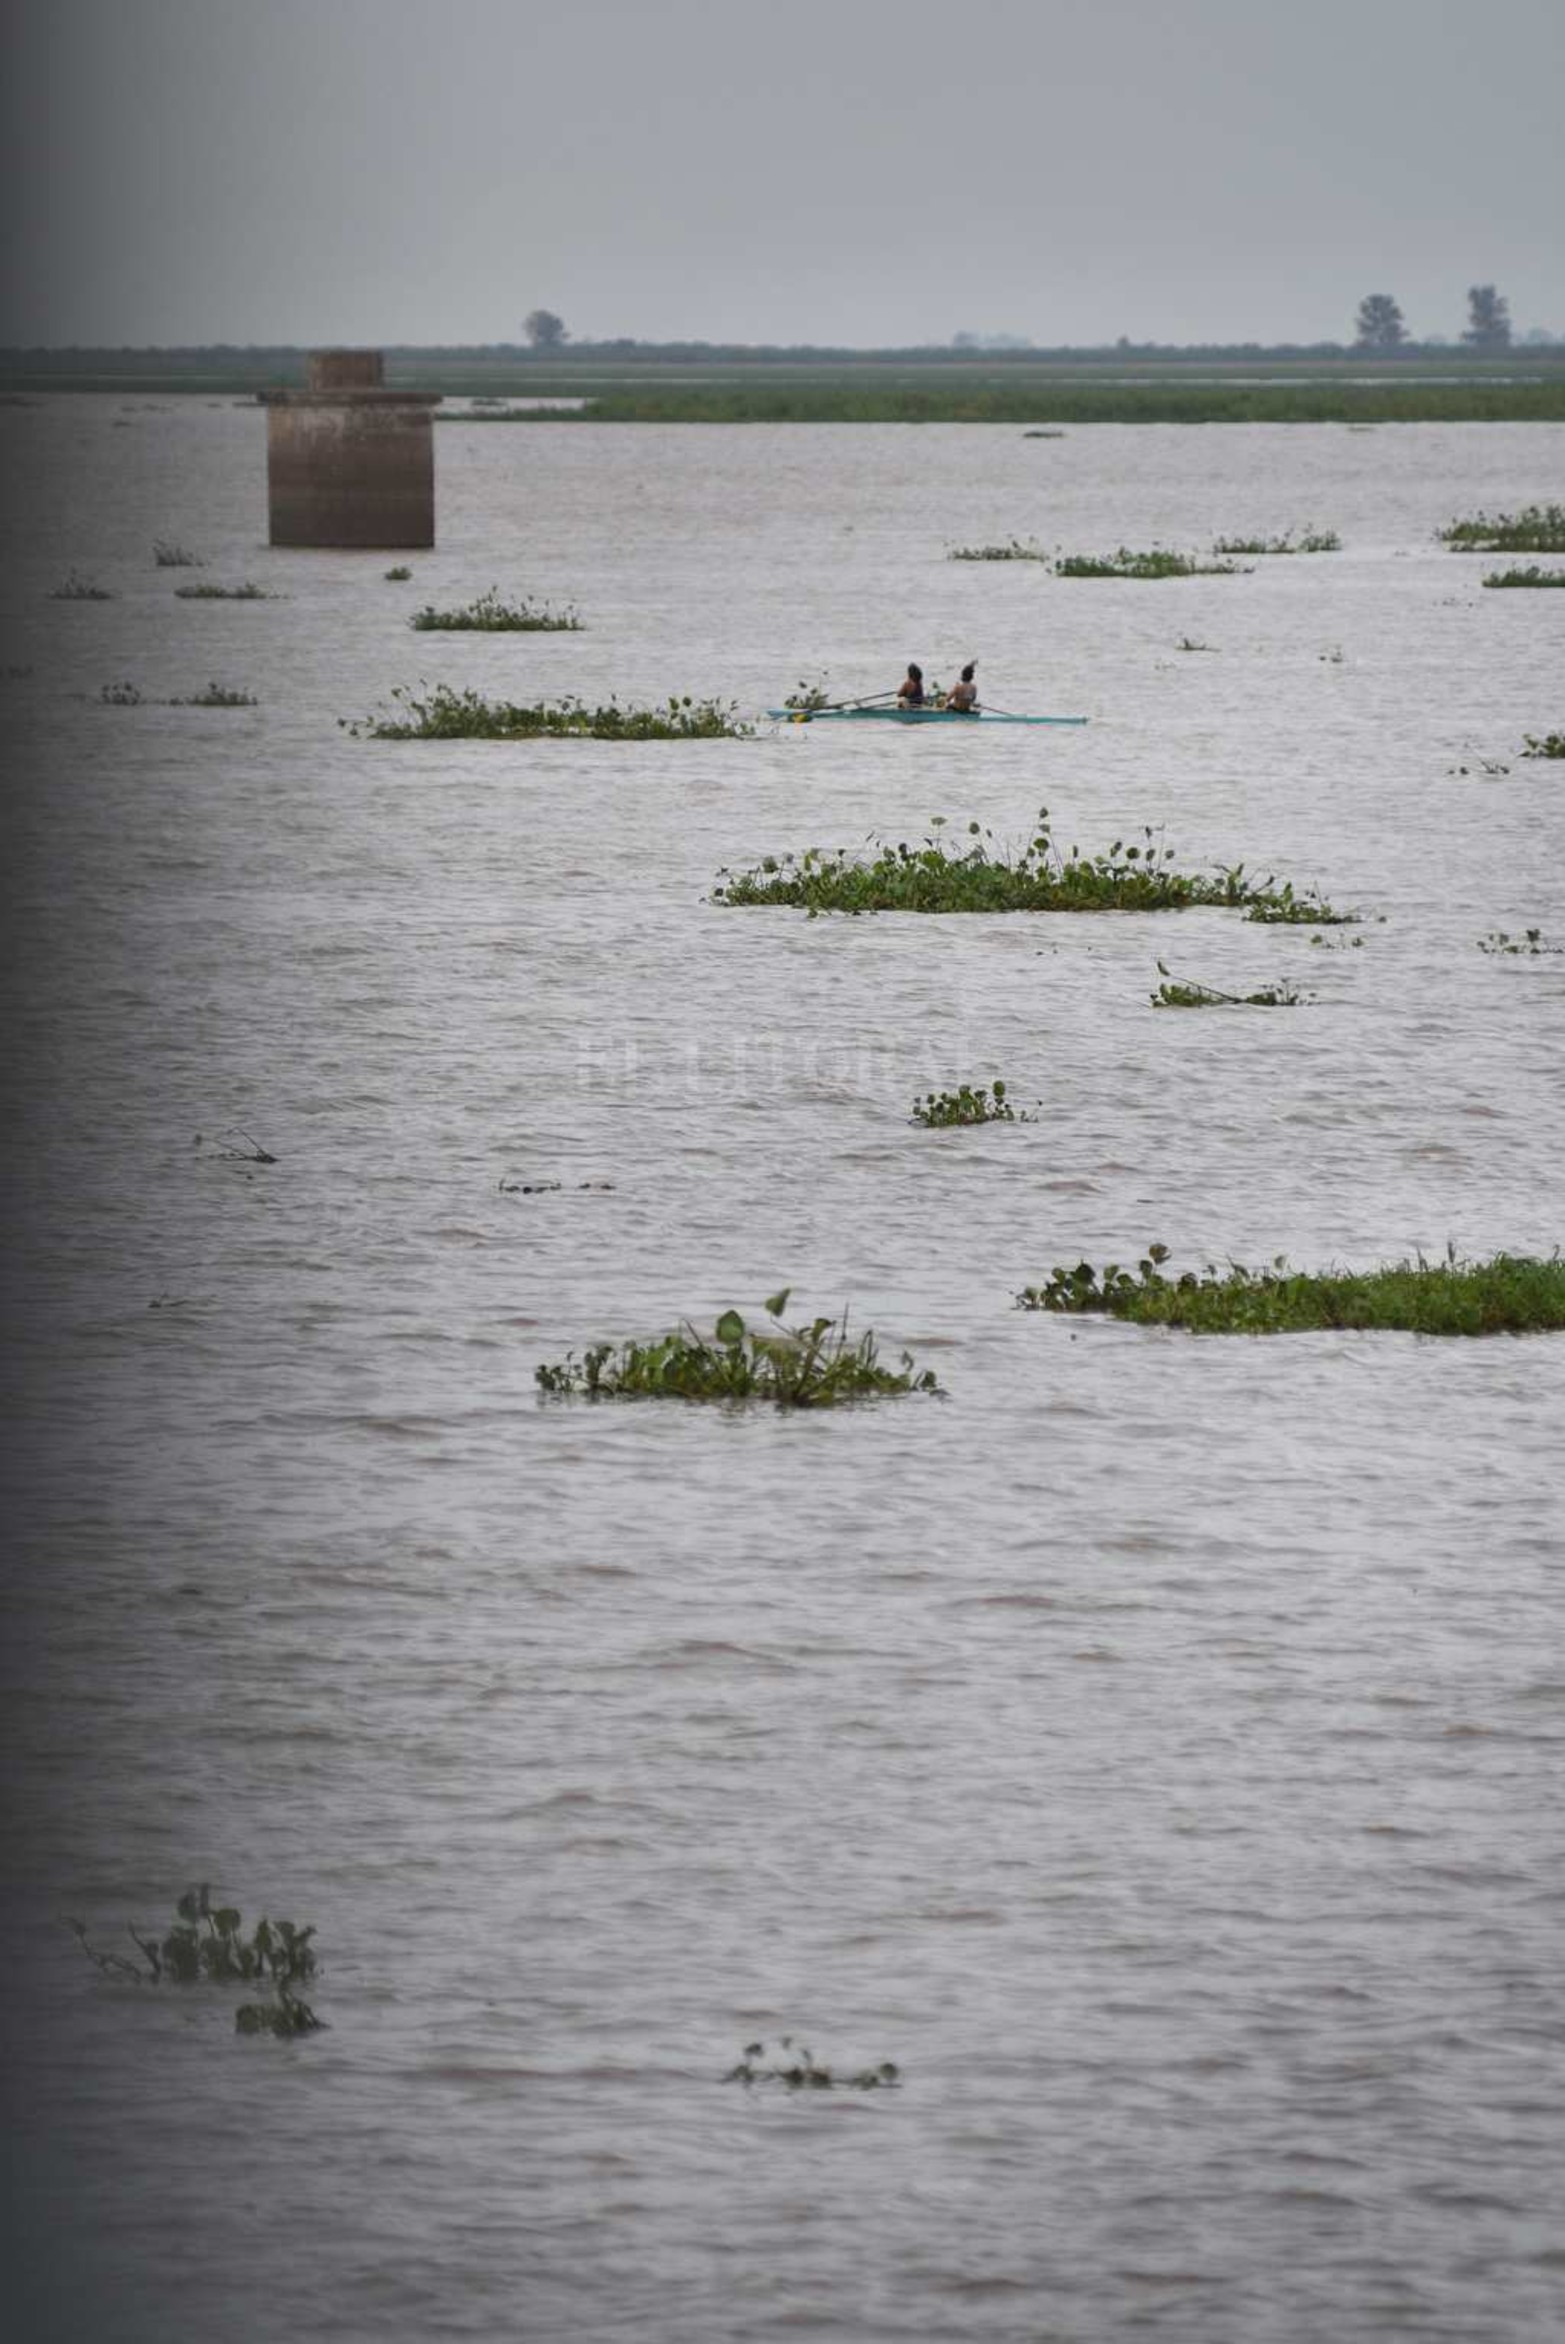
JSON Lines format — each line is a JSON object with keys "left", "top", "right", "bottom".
{"left": 1, "top": 400, "right": 1563, "bottom": 2341}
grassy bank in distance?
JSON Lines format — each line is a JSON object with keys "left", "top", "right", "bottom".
{"left": 6, "top": 344, "right": 1565, "bottom": 422}
{"left": 445, "top": 379, "right": 1565, "bottom": 425}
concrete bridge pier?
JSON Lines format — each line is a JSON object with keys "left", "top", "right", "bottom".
{"left": 261, "top": 351, "right": 441, "bottom": 547}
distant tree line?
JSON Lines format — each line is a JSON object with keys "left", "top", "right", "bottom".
{"left": 1354, "top": 284, "right": 1516, "bottom": 352}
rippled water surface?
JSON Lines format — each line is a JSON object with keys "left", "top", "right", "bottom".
{"left": 2, "top": 402, "right": 1564, "bottom": 2341}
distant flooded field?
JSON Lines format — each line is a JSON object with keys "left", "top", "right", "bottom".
{"left": 2, "top": 401, "right": 1563, "bottom": 2343}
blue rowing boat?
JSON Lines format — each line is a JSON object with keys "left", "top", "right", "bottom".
{"left": 768, "top": 705, "right": 1087, "bottom": 726}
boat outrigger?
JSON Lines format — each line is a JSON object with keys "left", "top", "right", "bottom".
{"left": 769, "top": 705, "right": 1087, "bottom": 726}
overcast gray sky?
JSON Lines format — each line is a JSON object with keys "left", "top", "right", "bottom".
{"left": 2, "top": 0, "right": 1560, "bottom": 347}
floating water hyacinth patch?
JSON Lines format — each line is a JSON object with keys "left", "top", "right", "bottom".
{"left": 153, "top": 539, "right": 202, "bottom": 567}
{"left": 1150, "top": 961, "right": 1308, "bottom": 1007}
{"left": 409, "top": 587, "right": 581, "bottom": 631}
{"left": 51, "top": 572, "right": 114, "bottom": 600}
{"left": 1520, "top": 733, "right": 1565, "bottom": 759}
{"left": 910, "top": 1080, "right": 1031, "bottom": 1125}
{"left": 1016, "top": 1247, "right": 1565, "bottom": 1334}
{"left": 947, "top": 538, "right": 1050, "bottom": 562}
{"left": 345, "top": 685, "right": 751, "bottom": 740}
{"left": 714, "top": 809, "right": 1347, "bottom": 923}
{"left": 536, "top": 1293, "right": 942, "bottom": 1406}
{"left": 1210, "top": 529, "right": 1340, "bottom": 554}
{"left": 1482, "top": 567, "right": 1565, "bottom": 588}
{"left": 174, "top": 581, "right": 278, "bottom": 600}
{"left": 723, "top": 2039, "right": 901, "bottom": 2091}
{"left": 67, "top": 1883, "right": 323, "bottom": 2036}
{"left": 1440, "top": 504, "right": 1565, "bottom": 552}
{"left": 1478, "top": 928, "right": 1561, "bottom": 955}
{"left": 1055, "top": 548, "right": 1252, "bottom": 578}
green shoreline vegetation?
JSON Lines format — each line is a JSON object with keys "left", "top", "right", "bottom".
{"left": 344, "top": 685, "right": 751, "bottom": 740}
{"left": 433, "top": 382, "right": 1565, "bottom": 425}
{"left": 714, "top": 812, "right": 1348, "bottom": 924}
{"left": 409, "top": 587, "right": 582, "bottom": 632}
{"left": 1017, "top": 1249, "right": 1565, "bottom": 1334}
{"left": 535, "top": 1293, "right": 941, "bottom": 1406}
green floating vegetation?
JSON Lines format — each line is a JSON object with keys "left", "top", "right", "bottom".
{"left": 1151, "top": 961, "right": 1306, "bottom": 1007}
{"left": 1440, "top": 504, "right": 1565, "bottom": 553}
{"left": 948, "top": 538, "right": 1050, "bottom": 562}
{"left": 911, "top": 1080, "right": 1029, "bottom": 1126}
{"left": 356, "top": 686, "right": 751, "bottom": 739}
{"left": 152, "top": 538, "right": 202, "bottom": 567}
{"left": 346, "top": 684, "right": 751, "bottom": 740}
{"left": 1482, "top": 567, "right": 1565, "bottom": 588}
{"left": 1056, "top": 548, "right": 1251, "bottom": 579}
{"left": 724, "top": 2040, "right": 900, "bottom": 2091}
{"left": 100, "top": 680, "right": 257, "bottom": 707}
{"left": 409, "top": 586, "right": 582, "bottom": 632}
{"left": 782, "top": 675, "right": 832, "bottom": 710}
{"left": 1023, "top": 427, "right": 1066, "bottom": 438}
{"left": 1521, "top": 732, "right": 1565, "bottom": 758}
{"left": 171, "top": 681, "right": 258, "bottom": 706}
{"left": 1176, "top": 636, "right": 1216, "bottom": 652}
{"left": 174, "top": 581, "right": 277, "bottom": 600}
{"left": 384, "top": 565, "right": 413, "bottom": 582}
{"left": 1478, "top": 928, "right": 1560, "bottom": 956}
{"left": 1017, "top": 1247, "right": 1565, "bottom": 1335}
{"left": 535, "top": 1291, "right": 941, "bottom": 1407}
{"left": 68, "top": 1883, "right": 322, "bottom": 2037}
{"left": 51, "top": 572, "right": 114, "bottom": 600}
{"left": 714, "top": 810, "right": 1347, "bottom": 924}
{"left": 1211, "top": 528, "right": 1340, "bottom": 554}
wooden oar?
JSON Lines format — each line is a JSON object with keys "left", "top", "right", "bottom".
{"left": 795, "top": 688, "right": 902, "bottom": 716}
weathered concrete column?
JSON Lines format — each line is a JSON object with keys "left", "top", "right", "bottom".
{"left": 260, "top": 351, "right": 442, "bottom": 547}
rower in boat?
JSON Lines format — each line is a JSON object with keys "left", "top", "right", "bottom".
{"left": 946, "top": 661, "right": 979, "bottom": 713}
{"left": 896, "top": 662, "right": 926, "bottom": 708}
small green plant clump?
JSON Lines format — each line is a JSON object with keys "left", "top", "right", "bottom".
{"left": 947, "top": 538, "right": 1050, "bottom": 562}
{"left": 1056, "top": 548, "right": 1252, "bottom": 578}
{"left": 1176, "top": 636, "right": 1216, "bottom": 652}
{"left": 910, "top": 1079, "right": 1029, "bottom": 1125}
{"left": 1150, "top": 961, "right": 1307, "bottom": 1007}
{"left": 409, "top": 586, "right": 582, "bottom": 631}
{"left": 1210, "top": 529, "right": 1340, "bottom": 554}
{"left": 1023, "top": 427, "right": 1066, "bottom": 438}
{"left": 536, "top": 1291, "right": 941, "bottom": 1407}
{"left": 1520, "top": 732, "right": 1565, "bottom": 759}
{"left": 384, "top": 565, "right": 413, "bottom": 581}
{"left": 714, "top": 810, "right": 1347, "bottom": 924}
{"left": 174, "top": 581, "right": 277, "bottom": 600}
{"left": 782, "top": 675, "right": 832, "bottom": 710}
{"left": 1482, "top": 567, "right": 1565, "bottom": 588}
{"left": 68, "top": 1884, "right": 322, "bottom": 2036}
{"left": 1478, "top": 928, "right": 1560, "bottom": 955}
{"left": 153, "top": 539, "right": 202, "bottom": 567}
{"left": 100, "top": 680, "right": 144, "bottom": 705}
{"left": 724, "top": 2039, "right": 900, "bottom": 2091}
{"left": 50, "top": 572, "right": 114, "bottom": 600}
{"left": 1017, "top": 1247, "right": 1565, "bottom": 1335}
{"left": 346, "top": 684, "right": 752, "bottom": 740}
{"left": 1440, "top": 504, "right": 1565, "bottom": 553}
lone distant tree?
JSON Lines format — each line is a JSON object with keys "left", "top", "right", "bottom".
{"left": 1462, "top": 285, "right": 1511, "bottom": 351}
{"left": 524, "top": 309, "right": 569, "bottom": 350}
{"left": 1354, "top": 293, "right": 1408, "bottom": 350}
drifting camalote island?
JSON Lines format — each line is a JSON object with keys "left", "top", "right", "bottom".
{"left": 343, "top": 684, "right": 751, "bottom": 739}
{"left": 713, "top": 811, "right": 1348, "bottom": 923}
{"left": 535, "top": 1293, "right": 942, "bottom": 1406}
{"left": 1016, "top": 1249, "right": 1565, "bottom": 1334}
{"left": 408, "top": 586, "right": 581, "bottom": 632}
